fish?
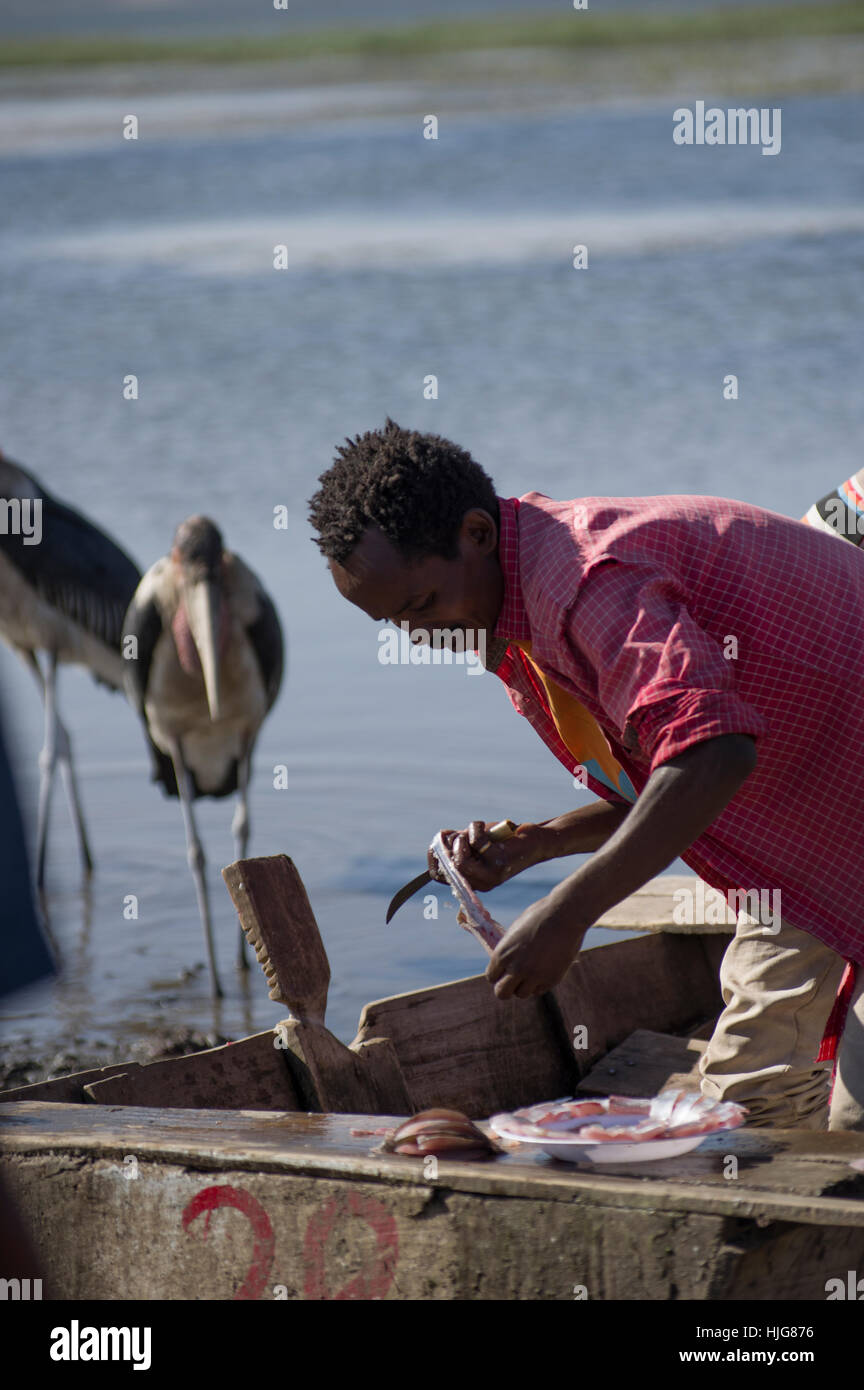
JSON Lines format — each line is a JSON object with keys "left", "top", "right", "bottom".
{"left": 491, "top": 1090, "right": 747, "bottom": 1143}
{"left": 429, "top": 830, "right": 506, "bottom": 954}
{"left": 378, "top": 1107, "right": 501, "bottom": 1159}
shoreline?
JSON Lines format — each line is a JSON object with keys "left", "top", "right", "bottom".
{"left": 1, "top": 4, "right": 862, "bottom": 67}
{"left": 0, "top": 36, "right": 861, "bottom": 146}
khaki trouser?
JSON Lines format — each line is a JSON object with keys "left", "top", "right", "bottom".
{"left": 699, "top": 914, "right": 864, "bottom": 1131}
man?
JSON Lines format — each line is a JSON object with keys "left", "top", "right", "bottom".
{"left": 309, "top": 419, "right": 864, "bottom": 1131}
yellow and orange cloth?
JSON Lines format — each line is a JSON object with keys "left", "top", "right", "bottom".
{"left": 511, "top": 639, "right": 637, "bottom": 803}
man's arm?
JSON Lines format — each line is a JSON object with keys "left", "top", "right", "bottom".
{"left": 486, "top": 732, "right": 756, "bottom": 999}
{"left": 553, "top": 732, "right": 756, "bottom": 921}
{"left": 431, "top": 800, "right": 632, "bottom": 891}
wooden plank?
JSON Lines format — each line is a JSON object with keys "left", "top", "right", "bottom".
{"left": 277, "top": 1020, "right": 411, "bottom": 1115}
{"left": 575, "top": 1029, "right": 705, "bottom": 1098}
{"left": 7, "top": 1144, "right": 864, "bottom": 1300}
{"left": 351, "top": 935, "right": 722, "bottom": 1116}
{"left": 700, "top": 931, "right": 733, "bottom": 977}
{"left": 222, "top": 855, "right": 330, "bottom": 1022}
{"left": 553, "top": 933, "right": 724, "bottom": 1075}
{"left": 73, "top": 1031, "right": 411, "bottom": 1119}
{"left": 0, "top": 1063, "right": 141, "bottom": 1105}
{"left": 353, "top": 975, "right": 583, "bottom": 1118}
{"left": 83, "top": 1031, "right": 301, "bottom": 1111}
{"left": 0, "top": 1142, "right": 743, "bottom": 1301}
{"left": 350, "top": 1037, "right": 413, "bottom": 1115}
{"left": 595, "top": 875, "right": 736, "bottom": 934}
{"left": 9, "top": 1136, "right": 864, "bottom": 1301}
{"left": 4, "top": 1102, "right": 864, "bottom": 1228}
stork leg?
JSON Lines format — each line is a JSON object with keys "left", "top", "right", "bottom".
{"left": 232, "top": 749, "right": 252, "bottom": 971}
{"left": 34, "top": 653, "right": 59, "bottom": 889}
{"left": 57, "top": 731, "right": 94, "bottom": 882}
{"left": 169, "top": 743, "right": 223, "bottom": 1000}
{"left": 23, "top": 649, "right": 93, "bottom": 885}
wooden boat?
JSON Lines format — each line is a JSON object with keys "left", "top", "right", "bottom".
{"left": 2, "top": 856, "right": 864, "bottom": 1301}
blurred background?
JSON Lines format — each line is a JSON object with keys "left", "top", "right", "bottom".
{"left": 1, "top": 1, "right": 862, "bottom": 1079}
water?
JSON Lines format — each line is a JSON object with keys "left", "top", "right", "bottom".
{"left": 1, "top": 88, "right": 862, "bottom": 1056}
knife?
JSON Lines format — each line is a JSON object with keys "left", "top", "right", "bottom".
{"left": 386, "top": 819, "right": 518, "bottom": 923}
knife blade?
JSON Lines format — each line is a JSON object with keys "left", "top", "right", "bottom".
{"left": 386, "top": 819, "right": 517, "bottom": 923}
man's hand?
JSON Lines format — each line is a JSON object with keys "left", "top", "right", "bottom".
{"left": 486, "top": 896, "right": 587, "bottom": 999}
{"left": 485, "top": 733, "right": 757, "bottom": 1002}
{"left": 427, "top": 803, "right": 632, "bottom": 891}
{"left": 427, "top": 820, "right": 547, "bottom": 891}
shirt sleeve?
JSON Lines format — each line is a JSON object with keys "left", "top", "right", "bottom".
{"left": 564, "top": 560, "right": 768, "bottom": 772}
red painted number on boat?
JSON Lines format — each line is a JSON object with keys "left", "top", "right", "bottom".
{"left": 304, "top": 1193, "right": 399, "bottom": 1300}
{"left": 182, "top": 1185, "right": 275, "bottom": 1300}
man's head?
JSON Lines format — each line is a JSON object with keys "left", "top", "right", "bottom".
{"left": 308, "top": 419, "right": 504, "bottom": 645}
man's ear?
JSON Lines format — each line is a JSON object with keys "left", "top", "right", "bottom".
{"left": 461, "top": 508, "right": 498, "bottom": 555}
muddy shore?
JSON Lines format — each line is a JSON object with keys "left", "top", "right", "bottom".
{"left": 0, "top": 1027, "right": 233, "bottom": 1093}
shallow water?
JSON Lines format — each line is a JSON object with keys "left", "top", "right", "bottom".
{"left": 1, "top": 89, "right": 861, "bottom": 1056}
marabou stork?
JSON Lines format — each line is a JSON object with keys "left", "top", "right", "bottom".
{"left": 0, "top": 452, "right": 141, "bottom": 886}
{"left": 123, "top": 516, "right": 284, "bottom": 999}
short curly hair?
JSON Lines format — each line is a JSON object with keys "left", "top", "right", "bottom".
{"left": 308, "top": 418, "right": 498, "bottom": 564}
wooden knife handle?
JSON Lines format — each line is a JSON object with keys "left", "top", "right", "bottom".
{"left": 479, "top": 819, "right": 518, "bottom": 852}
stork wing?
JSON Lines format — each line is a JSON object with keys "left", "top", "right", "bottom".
{"left": 122, "top": 574, "right": 180, "bottom": 797}
{"left": 246, "top": 585, "right": 284, "bottom": 711}
{"left": 121, "top": 579, "right": 163, "bottom": 717}
{"left": 0, "top": 460, "right": 141, "bottom": 654}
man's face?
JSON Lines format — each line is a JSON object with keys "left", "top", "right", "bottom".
{"left": 329, "top": 508, "right": 504, "bottom": 648}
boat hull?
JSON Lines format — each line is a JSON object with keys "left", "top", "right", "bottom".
{"left": 3, "top": 1101, "right": 864, "bottom": 1301}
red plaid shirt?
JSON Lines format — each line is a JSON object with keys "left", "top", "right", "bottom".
{"left": 488, "top": 492, "right": 864, "bottom": 965}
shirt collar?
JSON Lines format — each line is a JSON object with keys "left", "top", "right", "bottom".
{"left": 492, "top": 496, "right": 532, "bottom": 643}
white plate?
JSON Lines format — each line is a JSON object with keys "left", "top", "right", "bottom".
{"left": 489, "top": 1124, "right": 721, "bottom": 1164}
{"left": 489, "top": 1092, "right": 747, "bottom": 1165}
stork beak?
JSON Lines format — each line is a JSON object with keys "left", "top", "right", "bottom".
{"left": 185, "top": 578, "right": 222, "bottom": 720}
